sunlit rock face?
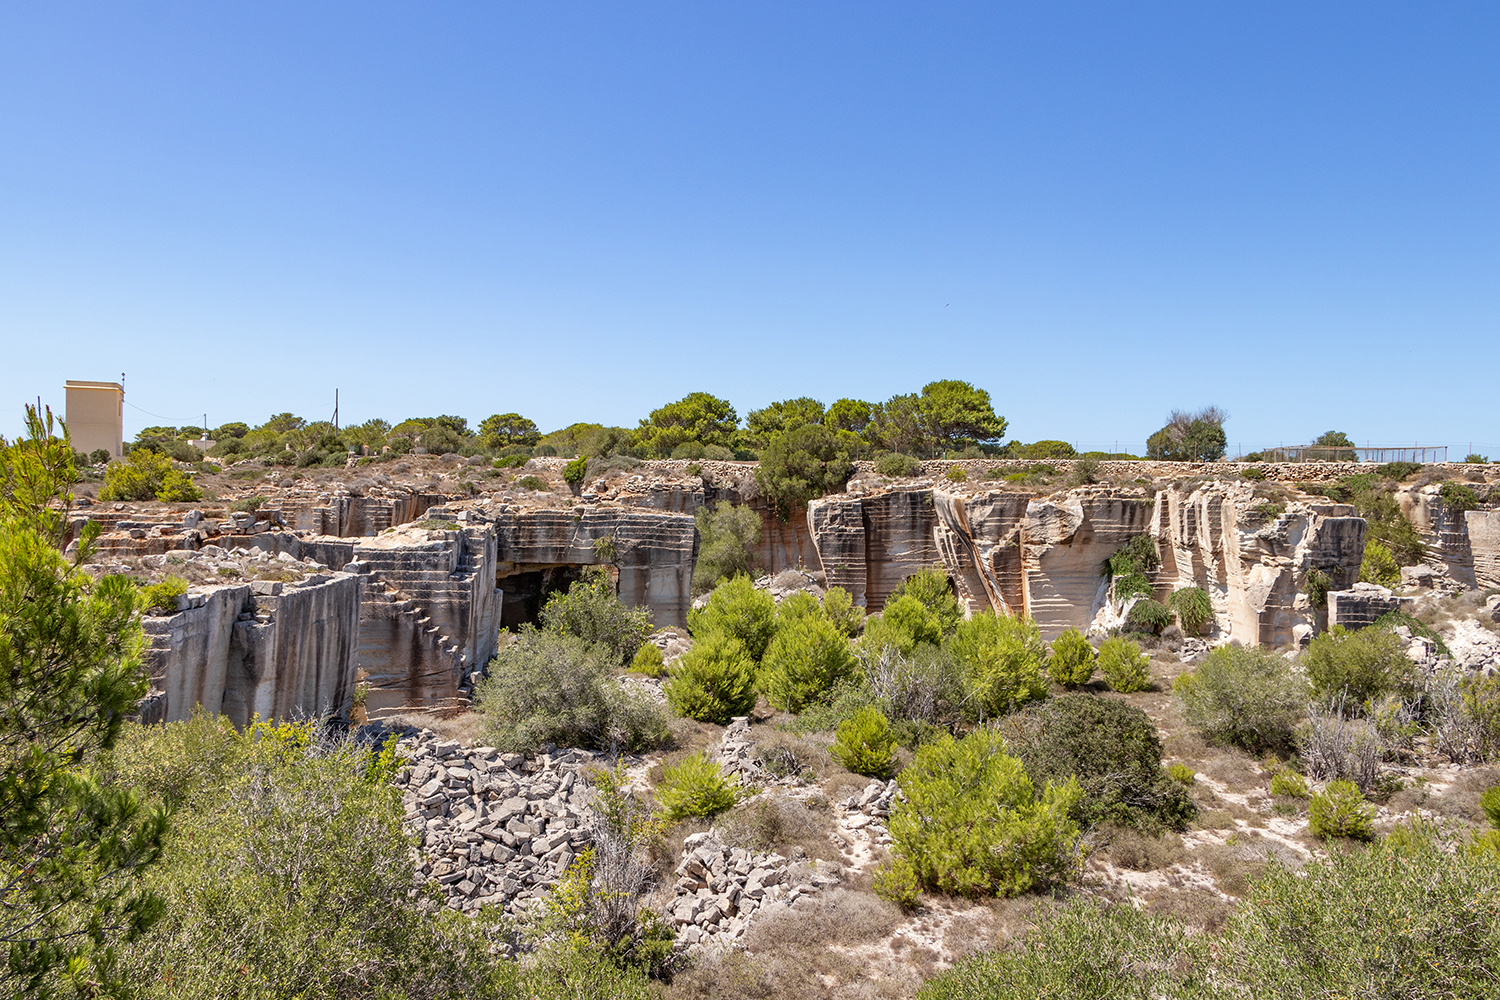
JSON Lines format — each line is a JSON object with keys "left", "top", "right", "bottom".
{"left": 810, "top": 481, "right": 1365, "bottom": 646}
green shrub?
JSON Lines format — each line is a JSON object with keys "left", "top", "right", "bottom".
{"left": 946, "top": 612, "right": 1047, "bottom": 718}
{"left": 1102, "top": 535, "right": 1159, "bottom": 602}
{"left": 1372, "top": 610, "right": 1448, "bottom": 654}
{"left": 662, "top": 634, "right": 757, "bottom": 724}
{"left": 228, "top": 494, "right": 265, "bottom": 513}
{"left": 628, "top": 642, "right": 666, "bottom": 678}
{"left": 493, "top": 454, "right": 527, "bottom": 469}
{"left": 477, "top": 629, "right": 669, "bottom": 753}
{"left": 1123, "top": 598, "right": 1172, "bottom": 635}
{"left": 99, "top": 449, "right": 202, "bottom": 502}
{"left": 1166, "top": 762, "right": 1195, "bottom": 785}
{"left": 1269, "top": 767, "right": 1310, "bottom": 799}
{"left": 540, "top": 569, "right": 653, "bottom": 665}
{"left": 1301, "top": 566, "right": 1333, "bottom": 607}
{"left": 655, "top": 752, "right": 745, "bottom": 821}
{"left": 1174, "top": 645, "right": 1306, "bottom": 755}
{"left": 945, "top": 465, "right": 967, "bottom": 482}
{"left": 138, "top": 576, "right": 188, "bottom": 615}
{"left": 88, "top": 447, "right": 112, "bottom": 465}
{"left": 691, "top": 502, "right": 761, "bottom": 595}
{"left": 890, "top": 729, "right": 1082, "bottom": 898}
{"left": 999, "top": 693, "right": 1195, "bottom": 832}
{"left": 1302, "top": 626, "right": 1416, "bottom": 705}
{"left": 1097, "top": 636, "right": 1150, "bottom": 693}
{"left": 562, "top": 454, "right": 589, "bottom": 485}
{"left": 1046, "top": 628, "right": 1095, "bottom": 688}
{"left": 760, "top": 614, "right": 859, "bottom": 712}
{"left": 775, "top": 590, "right": 822, "bottom": 624}
{"left": 927, "top": 828, "right": 1500, "bottom": 1000}
{"left": 861, "top": 594, "right": 944, "bottom": 655}
{"left": 874, "top": 452, "right": 922, "bottom": 477}
{"left": 1480, "top": 785, "right": 1500, "bottom": 829}
{"left": 917, "top": 899, "right": 1206, "bottom": 1000}
{"left": 1465, "top": 454, "right": 1489, "bottom": 465}
{"left": 514, "top": 474, "right": 548, "bottom": 491}
{"left": 1439, "top": 481, "right": 1482, "bottom": 513}
{"left": 1359, "top": 539, "right": 1401, "bottom": 586}
{"left": 1376, "top": 460, "right": 1422, "bottom": 479}
{"left": 829, "top": 705, "right": 897, "bottom": 777}
{"left": 1241, "top": 466, "right": 1267, "bottom": 480}
{"left": 872, "top": 857, "right": 922, "bottom": 910}
{"left": 889, "top": 568, "right": 964, "bottom": 635}
{"left": 687, "top": 574, "right": 777, "bottom": 660}
{"left": 1167, "top": 586, "right": 1212, "bottom": 635}
{"left": 1307, "top": 779, "right": 1375, "bottom": 840}
{"left": 820, "top": 586, "right": 865, "bottom": 637}
{"left": 753, "top": 424, "right": 854, "bottom": 519}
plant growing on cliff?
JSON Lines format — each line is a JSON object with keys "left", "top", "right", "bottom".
{"left": 100, "top": 448, "right": 202, "bottom": 502}
{"left": 945, "top": 612, "right": 1047, "bottom": 719}
{"left": 1123, "top": 598, "right": 1173, "bottom": 635}
{"left": 754, "top": 423, "right": 854, "bottom": 520}
{"left": 687, "top": 574, "right": 777, "bottom": 660}
{"left": 691, "top": 503, "right": 761, "bottom": 596}
{"left": 477, "top": 628, "right": 668, "bottom": 753}
{"left": 138, "top": 575, "right": 189, "bottom": 615}
{"left": 562, "top": 454, "right": 589, "bottom": 487}
{"left": 1102, "top": 534, "right": 1159, "bottom": 602}
{"left": 1175, "top": 645, "right": 1307, "bottom": 755}
{"left": 1439, "top": 480, "right": 1482, "bottom": 513}
{"left": 663, "top": 634, "right": 757, "bottom": 724}
{"left": 889, "top": 729, "right": 1082, "bottom": 898}
{"left": 1359, "top": 539, "right": 1401, "bottom": 587}
{"left": 1097, "top": 636, "right": 1150, "bottom": 692}
{"left": 1167, "top": 586, "right": 1213, "bottom": 635}
{"left": 1046, "top": 629, "right": 1096, "bottom": 688}
{"left": 541, "top": 569, "right": 654, "bottom": 665}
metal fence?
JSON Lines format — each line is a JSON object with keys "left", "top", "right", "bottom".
{"left": 1232, "top": 445, "right": 1449, "bottom": 464}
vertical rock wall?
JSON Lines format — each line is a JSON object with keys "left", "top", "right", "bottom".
{"left": 807, "top": 481, "right": 1366, "bottom": 646}
{"left": 140, "top": 574, "right": 363, "bottom": 726}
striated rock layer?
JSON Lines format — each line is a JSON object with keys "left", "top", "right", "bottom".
{"left": 138, "top": 572, "right": 364, "bottom": 726}
{"left": 810, "top": 481, "right": 1365, "bottom": 646}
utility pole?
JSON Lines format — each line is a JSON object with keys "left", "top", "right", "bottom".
{"left": 333, "top": 389, "right": 339, "bottom": 432}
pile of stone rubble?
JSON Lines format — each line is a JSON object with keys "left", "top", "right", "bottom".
{"left": 379, "top": 722, "right": 837, "bottom": 952}
{"left": 389, "top": 727, "right": 597, "bottom": 916}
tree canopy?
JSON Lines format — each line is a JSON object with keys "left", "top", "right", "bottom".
{"left": 1146, "top": 407, "right": 1227, "bottom": 462}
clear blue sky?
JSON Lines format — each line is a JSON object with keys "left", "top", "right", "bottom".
{"left": 3, "top": 2, "right": 1497, "bottom": 456}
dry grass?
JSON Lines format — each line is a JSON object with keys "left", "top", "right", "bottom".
{"left": 379, "top": 710, "right": 486, "bottom": 743}
{"left": 1144, "top": 887, "right": 1234, "bottom": 933}
{"left": 747, "top": 889, "right": 904, "bottom": 952}
{"left": 665, "top": 891, "right": 912, "bottom": 1000}
{"left": 717, "top": 796, "right": 843, "bottom": 864}
{"left": 1098, "top": 825, "right": 1187, "bottom": 871}
{"left": 1428, "top": 767, "right": 1500, "bottom": 825}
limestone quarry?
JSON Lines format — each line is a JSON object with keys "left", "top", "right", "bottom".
{"left": 71, "top": 454, "right": 1499, "bottom": 727}
{"left": 41, "top": 447, "right": 1500, "bottom": 994}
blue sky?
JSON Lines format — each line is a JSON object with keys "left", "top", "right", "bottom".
{"left": 3, "top": 2, "right": 1497, "bottom": 456}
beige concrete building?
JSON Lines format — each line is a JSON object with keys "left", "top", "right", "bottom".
{"left": 64, "top": 381, "right": 124, "bottom": 459}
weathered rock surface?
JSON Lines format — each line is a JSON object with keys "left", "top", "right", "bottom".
{"left": 137, "top": 566, "right": 363, "bottom": 726}
{"left": 812, "top": 481, "right": 1366, "bottom": 645}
